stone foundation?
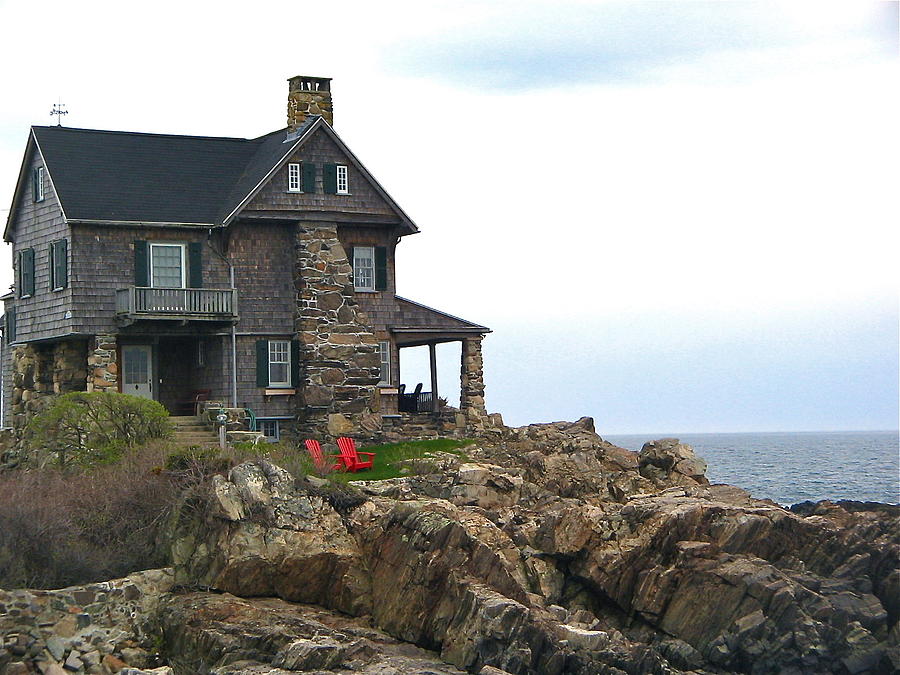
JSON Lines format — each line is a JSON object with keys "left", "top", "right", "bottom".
{"left": 9, "top": 341, "right": 88, "bottom": 430}
{"left": 294, "top": 225, "right": 381, "bottom": 439}
{"left": 86, "top": 335, "right": 118, "bottom": 393}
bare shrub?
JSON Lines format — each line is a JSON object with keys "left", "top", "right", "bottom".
{"left": 0, "top": 443, "right": 179, "bottom": 589}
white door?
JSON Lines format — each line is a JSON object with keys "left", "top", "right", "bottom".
{"left": 122, "top": 345, "right": 153, "bottom": 399}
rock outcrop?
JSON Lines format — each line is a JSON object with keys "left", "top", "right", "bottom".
{"left": 3, "top": 419, "right": 897, "bottom": 674}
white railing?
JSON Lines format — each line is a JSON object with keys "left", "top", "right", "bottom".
{"left": 116, "top": 287, "right": 238, "bottom": 318}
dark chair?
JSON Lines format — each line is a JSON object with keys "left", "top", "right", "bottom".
{"left": 176, "top": 389, "right": 211, "bottom": 416}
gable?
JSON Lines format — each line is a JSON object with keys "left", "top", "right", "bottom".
{"left": 234, "top": 124, "right": 418, "bottom": 233}
{"left": 4, "top": 131, "right": 66, "bottom": 243}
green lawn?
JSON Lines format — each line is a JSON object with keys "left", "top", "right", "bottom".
{"left": 329, "top": 438, "right": 475, "bottom": 482}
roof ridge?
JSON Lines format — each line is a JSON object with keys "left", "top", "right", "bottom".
{"left": 31, "top": 125, "right": 254, "bottom": 143}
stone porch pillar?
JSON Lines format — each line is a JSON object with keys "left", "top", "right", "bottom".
{"left": 87, "top": 334, "right": 118, "bottom": 393}
{"left": 459, "top": 336, "right": 487, "bottom": 423}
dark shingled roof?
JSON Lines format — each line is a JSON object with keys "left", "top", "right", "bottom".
{"left": 31, "top": 121, "right": 314, "bottom": 225}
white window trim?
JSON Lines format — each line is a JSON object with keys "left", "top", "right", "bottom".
{"left": 288, "top": 163, "right": 301, "bottom": 192}
{"left": 268, "top": 339, "right": 291, "bottom": 387}
{"left": 35, "top": 167, "right": 45, "bottom": 202}
{"left": 149, "top": 243, "right": 186, "bottom": 289}
{"left": 353, "top": 246, "right": 375, "bottom": 291}
{"left": 336, "top": 164, "right": 349, "bottom": 194}
{"left": 378, "top": 340, "right": 391, "bottom": 385}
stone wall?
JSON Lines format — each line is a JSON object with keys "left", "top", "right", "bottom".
{"left": 294, "top": 225, "right": 381, "bottom": 439}
{"left": 86, "top": 335, "right": 117, "bottom": 394}
{"left": 9, "top": 340, "right": 87, "bottom": 430}
{"left": 0, "top": 569, "right": 173, "bottom": 674}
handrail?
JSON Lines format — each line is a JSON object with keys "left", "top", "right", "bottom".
{"left": 116, "top": 286, "right": 237, "bottom": 317}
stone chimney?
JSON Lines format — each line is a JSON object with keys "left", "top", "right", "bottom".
{"left": 287, "top": 76, "right": 333, "bottom": 130}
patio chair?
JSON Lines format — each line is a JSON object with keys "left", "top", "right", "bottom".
{"left": 335, "top": 437, "right": 375, "bottom": 472}
{"left": 304, "top": 439, "right": 341, "bottom": 472}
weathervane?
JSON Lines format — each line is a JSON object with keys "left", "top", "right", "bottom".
{"left": 50, "top": 100, "right": 68, "bottom": 126}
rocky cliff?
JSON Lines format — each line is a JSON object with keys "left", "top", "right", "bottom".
{"left": 2, "top": 418, "right": 897, "bottom": 674}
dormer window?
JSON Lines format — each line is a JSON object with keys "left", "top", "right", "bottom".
{"left": 32, "top": 166, "right": 44, "bottom": 202}
{"left": 288, "top": 163, "right": 301, "bottom": 192}
{"left": 336, "top": 165, "right": 349, "bottom": 194}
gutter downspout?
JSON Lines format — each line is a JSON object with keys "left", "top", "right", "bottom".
{"left": 207, "top": 229, "right": 238, "bottom": 408}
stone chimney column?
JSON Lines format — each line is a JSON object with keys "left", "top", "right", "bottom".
{"left": 288, "top": 76, "right": 333, "bottom": 130}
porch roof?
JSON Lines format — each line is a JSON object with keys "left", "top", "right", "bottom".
{"left": 390, "top": 296, "right": 489, "bottom": 347}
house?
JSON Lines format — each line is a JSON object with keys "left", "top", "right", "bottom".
{"left": 1, "top": 76, "right": 492, "bottom": 441}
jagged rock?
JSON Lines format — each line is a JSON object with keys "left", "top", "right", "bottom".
{"left": 638, "top": 438, "right": 708, "bottom": 486}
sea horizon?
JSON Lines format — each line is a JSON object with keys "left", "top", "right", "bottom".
{"left": 604, "top": 429, "right": 899, "bottom": 506}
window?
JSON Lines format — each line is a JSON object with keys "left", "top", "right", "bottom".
{"left": 377, "top": 340, "right": 391, "bottom": 385}
{"left": 33, "top": 167, "right": 44, "bottom": 203}
{"left": 149, "top": 243, "right": 185, "bottom": 288}
{"left": 17, "top": 248, "right": 35, "bottom": 298}
{"left": 50, "top": 239, "right": 67, "bottom": 291}
{"left": 353, "top": 246, "right": 374, "bottom": 290}
{"left": 268, "top": 340, "right": 290, "bottom": 387}
{"left": 336, "top": 165, "right": 349, "bottom": 194}
{"left": 288, "top": 163, "right": 301, "bottom": 192}
{"left": 257, "top": 419, "right": 280, "bottom": 442}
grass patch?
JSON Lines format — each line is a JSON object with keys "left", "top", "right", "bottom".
{"left": 330, "top": 438, "right": 475, "bottom": 482}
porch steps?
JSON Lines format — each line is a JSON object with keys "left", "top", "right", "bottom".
{"left": 170, "top": 415, "right": 219, "bottom": 447}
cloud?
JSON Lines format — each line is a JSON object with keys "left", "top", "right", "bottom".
{"left": 384, "top": 1, "right": 898, "bottom": 90}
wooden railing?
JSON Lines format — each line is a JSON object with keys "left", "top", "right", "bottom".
{"left": 399, "top": 390, "right": 434, "bottom": 413}
{"left": 116, "top": 287, "right": 238, "bottom": 320}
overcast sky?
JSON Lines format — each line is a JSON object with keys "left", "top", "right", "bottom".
{"left": 0, "top": 0, "right": 897, "bottom": 433}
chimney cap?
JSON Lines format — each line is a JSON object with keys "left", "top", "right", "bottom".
{"left": 288, "top": 75, "right": 332, "bottom": 92}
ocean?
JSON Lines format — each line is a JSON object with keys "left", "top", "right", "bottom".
{"left": 604, "top": 430, "right": 899, "bottom": 506}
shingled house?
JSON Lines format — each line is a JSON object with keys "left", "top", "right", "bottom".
{"left": 1, "top": 76, "right": 491, "bottom": 440}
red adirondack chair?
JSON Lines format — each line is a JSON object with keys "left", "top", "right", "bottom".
{"left": 304, "top": 439, "right": 341, "bottom": 472}
{"left": 336, "top": 437, "right": 374, "bottom": 472}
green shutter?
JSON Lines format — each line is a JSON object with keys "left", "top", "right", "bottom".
{"left": 323, "top": 163, "right": 337, "bottom": 194}
{"left": 188, "top": 242, "right": 203, "bottom": 288}
{"left": 58, "top": 239, "right": 68, "bottom": 289}
{"left": 6, "top": 308, "right": 16, "bottom": 343}
{"left": 134, "top": 241, "right": 149, "bottom": 286}
{"left": 48, "top": 243, "right": 54, "bottom": 290}
{"left": 256, "top": 340, "right": 269, "bottom": 387}
{"left": 375, "top": 246, "right": 387, "bottom": 291}
{"left": 32, "top": 168, "right": 41, "bottom": 202}
{"left": 302, "top": 162, "right": 316, "bottom": 193}
{"left": 51, "top": 240, "right": 67, "bottom": 290}
{"left": 290, "top": 340, "right": 300, "bottom": 387}
{"left": 21, "top": 249, "right": 34, "bottom": 297}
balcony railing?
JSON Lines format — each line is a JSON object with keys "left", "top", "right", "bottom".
{"left": 116, "top": 287, "right": 238, "bottom": 322}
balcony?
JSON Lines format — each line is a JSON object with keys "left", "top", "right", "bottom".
{"left": 116, "top": 287, "right": 238, "bottom": 325}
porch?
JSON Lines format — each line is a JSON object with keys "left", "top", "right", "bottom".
{"left": 378, "top": 297, "right": 491, "bottom": 425}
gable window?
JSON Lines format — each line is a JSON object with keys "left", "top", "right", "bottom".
{"left": 377, "top": 340, "right": 391, "bottom": 385}
{"left": 17, "top": 248, "right": 35, "bottom": 298}
{"left": 288, "top": 163, "right": 301, "bottom": 192}
{"left": 268, "top": 340, "right": 290, "bottom": 387}
{"left": 32, "top": 167, "right": 44, "bottom": 203}
{"left": 336, "top": 165, "right": 349, "bottom": 194}
{"left": 50, "top": 239, "right": 68, "bottom": 291}
{"left": 150, "top": 243, "right": 185, "bottom": 288}
{"left": 353, "top": 246, "right": 374, "bottom": 291}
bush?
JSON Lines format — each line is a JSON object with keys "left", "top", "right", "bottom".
{"left": 25, "top": 392, "right": 172, "bottom": 467}
{"left": 0, "top": 444, "right": 178, "bottom": 589}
